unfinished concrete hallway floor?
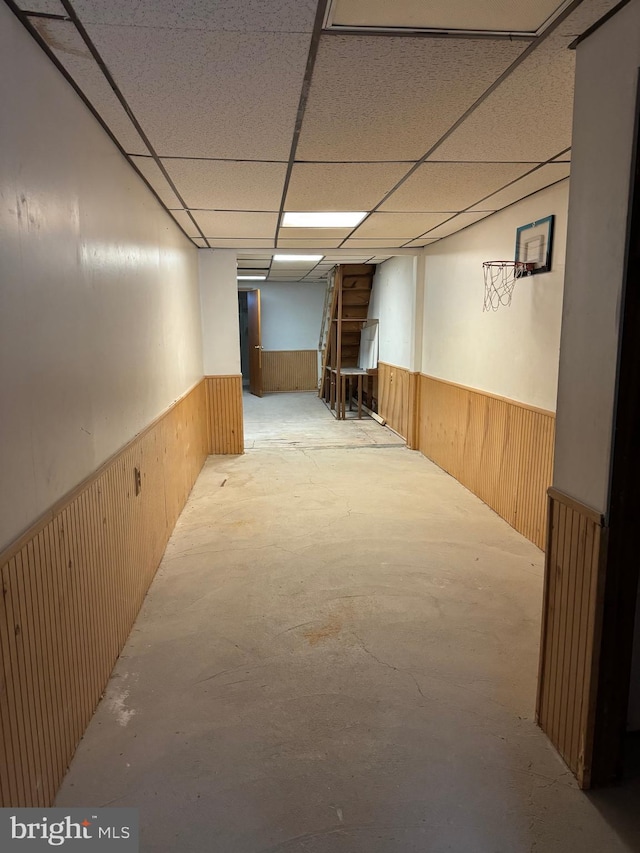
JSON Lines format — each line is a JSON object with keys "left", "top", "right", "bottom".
{"left": 57, "top": 436, "right": 635, "bottom": 850}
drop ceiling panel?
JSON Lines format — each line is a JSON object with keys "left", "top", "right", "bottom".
{"left": 130, "top": 157, "right": 183, "bottom": 208}
{"left": 278, "top": 227, "right": 353, "bottom": 240}
{"left": 168, "top": 209, "right": 200, "bottom": 238}
{"left": 379, "top": 162, "right": 536, "bottom": 212}
{"left": 83, "top": 26, "right": 311, "bottom": 159}
{"left": 468, "top": 163, "right": 570, "bottom": 211}
{"left": 429, "top": 37, "right": 575, "bottom": 162}
{"left": 193, "top": 238, "right": 208, "bottom": 248}
{"left": 553, "top": 0, "right": 622, "bottom": 38}
{"left": 237, "top": 259, "right": 271, "bottom": 268}
{"left": 277, "top": 239, "right": 344, "bottom": 248}
{"left": 421, "top": 212, "right": 493, "bottom": 239}
{"left": 552, "top": 150, "right": 571, "bottom": 162}
{"left": 237, "top": 268, "right": 271, "bottom": 277}
{"left": 192, "top": 211, "right": 278, "bottom": 238}
{"left": 17, "top": 0, "right": 65, "bottom": 13}
{"left": 352, "top": 213, "right": 450, "bottom": 239}
{"left": 162, "top": 160, "right": 287, "bottom": 211}
{"left": 285, "top": 162, "right": 409, "bottom": 210}
{"left": 211, "top": 239, "right": 276, "bottom": 248}
{"left": 29, "top": 19, "right": 149, "bottom": 155}
{"left": 341, "top": 238, "right": 411, "bottom": 248}
{"left": 297, "top": 34, "right": 526, "bottom": 161}
{"left": 331, "top": 0, "right": 566, "bottom": 32}
{"left": 404, "top": 238, "right": 440, "bottom": 247}
{"left": 72, "top": 0, "right": 318, "bottom": 32}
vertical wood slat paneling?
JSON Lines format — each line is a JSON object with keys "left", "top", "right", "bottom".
{"left": 536, "top": 489, "right": 606, "bottom": 787}
{"left": 418, "top": 374, "right": 555, "bottom": 549}
{"left": 262, "top": 350, "right": 318, "bottom": 393}
{"left": 376, "top": 363, "right": 421, "bottom": 449}
{"left": 205, "top": 375, "right": 244, "bottom": 455}
{"left": 0, "top": 379, "right": 209, "bottom": 808}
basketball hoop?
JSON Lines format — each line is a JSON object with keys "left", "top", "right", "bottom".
{"left": 482, "top": 261, "right": 534, "bottom": 312}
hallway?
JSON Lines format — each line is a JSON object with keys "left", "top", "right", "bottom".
{"left": 56, "top": 439, "right": 630, "bottom": 851}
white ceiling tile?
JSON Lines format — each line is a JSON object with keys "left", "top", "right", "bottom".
{"left": 421, "top": 212, "right": 494, "bottom": 238}
{"left": 278, "top": 227, "right": 352, "bottom": 240}
{"left": 341, "top": 238, "right": 412, "bottom": 248}
{"left": 351, "top": 213, "right": 450, "bottom": 239}
{"left": 277, "top": 239, "right": 344, "bottom": 248}
{"left": 83, "top": 26, "right": 310, "bottom": 159}
{"left": 468, "top": 163, "right": 570, "bottom": 211}
{"left": 369, "top": 256, "right": 392, "bottom": 262}
{"left": 404, "top": 238, "right": 441, "bottom": 247}
{"left": 72, "top": 0, "right": 318, "bottom": 33}
{"left": 331, "top": 0, "right": 565, "bottom": 32}
{"left": 297, "top": 34, "right": 526, "bottom": 161}
{"left": 168, "top": 209, "right": 200, "bottom": 238}
{"left": 430, "top": 36, "right": 575, "bottom": 162}
{"left": 193, "top": 238, "right": 208, "bottom": 248}
{"left": 162, "top": 159, "right": 287, "bottom": 211}
{"left": 380, "top": 162, "right": 536, "bottom": 212}
{"left": 130, "top": 157, "right": 183, "bottom": 208}
{"left": 237, "top": 252, "right": 274, "bottom": 259}
{"left": 285, "top": 162, "right": 409, "bottom": 210}
{"left": 193, "top": 211, "right": 278, "bottom": 238}
{"left": 237, "top": 268, "right": 271, "bottom": 276}
{"left": 29, "top": 19, "right": 149, "bottom": 155}
{"left": 237, "top": 260, "right": 271, "bottom": 269}
{"left": 19, "top": 0, "right": 65, "bottom": 13}
{"left": 209, "top": 239, "right": 276, "bottom": 248}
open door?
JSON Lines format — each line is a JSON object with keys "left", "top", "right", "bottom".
{"left": 247, "top": 288, "right": 263, "bottom": 398}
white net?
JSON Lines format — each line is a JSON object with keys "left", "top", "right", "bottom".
{"left": 483, "top": 261, "right": 531, "bottom": 312}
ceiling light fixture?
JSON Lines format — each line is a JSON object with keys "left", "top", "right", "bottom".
{"left": 237, "top": 275, "right": 266, "bottom": 281}
{"left": 273, "top": 254, "right": 324, "bottom": 262}
{"left": 282, "top": 212, "right": 367, "bottom": 228}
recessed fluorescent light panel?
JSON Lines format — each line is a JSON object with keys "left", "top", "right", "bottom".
{"left": 237, "top": 275, "right": 266, "bottom": 280}
{"left": 273, "top": 254, "right": 324, "bottom": 262}
{"left": 282, "top": 212, "right": 367, "bottom": 228}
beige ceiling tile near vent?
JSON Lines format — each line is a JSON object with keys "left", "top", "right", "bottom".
{"left": 162, "top": 160, "right": 287, "bottom": 211}
{"left": 168, "top": 209, "right": 200, "bottom": 238}
{"left": 29, "top": 18, "right": 149, "bottom": 155}
{"left": 193, "top": 211, "right": 278, "bottom": 238}
{"left": 297, "top": 34, "right": 526, "bottom": 161}
{"left": 468, "top": 163, "right": 570, "bottom": 211}
{"left": 72, "top": 0, "right": 318, "bottom": 33}
{"left": 285, "top": 163, "right": 409, "bottom": 211}
{"left": 83, "top": 26, "right": 310, "bottom": 159}
{"left": 380, "top": 162, "right": 535, "bottom": 212}
{"left": 430, "top": 38, "right": 576, "bottom": 163}
{"left": 352, "top": 213, "right": 450, "bottom": 239}
{"left": 331, "top": 0, "right": 565, "bottom": 33}
{"left": 421, "top": 212, "right": 494, "bottom": 239}
{"left": 130, "top": 157, "right": 183, "bottom": 208}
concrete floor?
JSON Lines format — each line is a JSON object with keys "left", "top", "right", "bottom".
{"left": 57, "top": 394, "right": 639, "bottom": 851}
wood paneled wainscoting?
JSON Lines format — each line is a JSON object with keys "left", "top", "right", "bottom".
{"left": 417, "top": 375, "right": 555, "bottom": 549}
{"left": 0, "top": 381, "right": 212, "bottom": 807}
{"left": 262, "top": 350, "right": 318, "bottom": 393}
{"left": 377, "top": 362, "right": 420, "bottom": 449}
{"left": 536, "top": 489, "right": 606, "bottom": 788}
{"left": 205, "top": 374, "right": 244, "bottom": 454}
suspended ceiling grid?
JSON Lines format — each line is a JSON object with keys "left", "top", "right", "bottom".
{"left": 6, "top": 0, "right": 618, "bottom": 278}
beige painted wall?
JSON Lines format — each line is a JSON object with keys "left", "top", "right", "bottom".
{"left": 0, "top": 4, "right": 203, "bottom": 550}
{"left": 369, "top": 255, "right": 418, "bottom": 370}
{"left": 199, "top": 250, "right": 242, "bottom": 376}
{"left": 422, "top": 180, "right": 569, "bottom": 411}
